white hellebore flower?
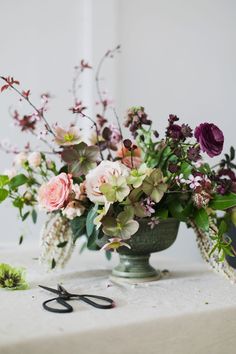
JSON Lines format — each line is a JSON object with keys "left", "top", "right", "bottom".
{"left": 14, "top": 152, "right": 28, "bottom": 167}
{"left": 28, "top": 152, "right": 42, "bottom": 168}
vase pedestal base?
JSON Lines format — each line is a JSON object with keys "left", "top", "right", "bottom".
{"left": 111, "top": 254, "right": 161, "bottom": 283}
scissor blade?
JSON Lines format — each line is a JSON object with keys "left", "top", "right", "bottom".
{"left": 38, "top": 285, "right": 61, "bottom": 295}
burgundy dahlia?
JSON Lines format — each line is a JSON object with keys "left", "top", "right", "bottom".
{"left": 194, "top": 123, "right": 224, "bottom": 157}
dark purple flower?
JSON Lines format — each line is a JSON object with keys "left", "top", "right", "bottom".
{"left": 168, "top": 114, "right": 179, "bottom": 124}
{"left": 124, "top": 107, "right": 152, "bottom": 137}
{"left": 166, "top": 124, "right": 183, "bottom": 140}
{"left": 194, "top": 123, "right": 224, "bottom": 157}
{"left": 187, "top": 146, "right": 201, "bottom": 162}
{"left": 168, "top": 163, "right": 179, "bottom": 173}
{"left": 181, "top": 124, "right": 193, "bottom": 138}
{"left": 217, "top": 168, "right": 236, "bottom": 181}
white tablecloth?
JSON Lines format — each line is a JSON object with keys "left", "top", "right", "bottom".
{"left": 1, "top": 243, "right": 236, "bottom": 354}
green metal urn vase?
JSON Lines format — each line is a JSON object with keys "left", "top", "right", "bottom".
{"left": 112, "top": 218, "right": 180, "bottom": 281}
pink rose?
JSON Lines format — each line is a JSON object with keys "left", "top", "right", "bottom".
{"left": 38, "top": 173, "right": 72, "bottom": 211}
{"left": 85, "top": 160, "right": 129, "bottom": 204}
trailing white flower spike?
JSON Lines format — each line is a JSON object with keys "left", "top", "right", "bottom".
{"left": 192, "top": 219, "right": 236, "bottom": 283}
{"left": 39, "top": 214, "right": 74, "bottom": 270}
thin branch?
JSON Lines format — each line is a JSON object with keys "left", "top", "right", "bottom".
{"left": 95, "top": 45, "right": 121, "bottom": 116}
{"left": 80, "top": 112, "right": 104, "bottom": 160}
{"left": 0, "top": 76, "right": 55, "bottom": 136}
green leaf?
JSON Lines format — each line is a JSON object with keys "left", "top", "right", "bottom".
{"left": 22, "top": 211, "right": 30, "bottom": 221}
{"left": 86, "top": 204, "right": 98, "bottom": 237}
{"left": 31, "top": 209, "right": 37, "bottom": 224}
{"left": 87, "top": 227, "right": 100, "bottom": 250}
{"left": 9, "top": 174, "right": 28, "bottom": 189}
{"left": 19, "top": 235, "right": 24, "bottom": 245}
{"left": 218, "top": 220, "right": 228, "bottom": 237}
{"left": 79, "top": 241, "right": 87, "bottom": 254}
{"left": 194, "top": 208, "right": 209, "bottom": 231}
{"left": 57, "top": 241, "right": 68, "bottom": 248}
{"left": 0, "top": 188, "right": 8, "bottom": 203}
{"left": 209, "top": 193, "right": 236, "bottom": 210}
{"left": 180, "top": 162, "right": 192, "bottom": 178}
{"left": 13, "top": 197, "right": 24, "bottom": 209}
{"left": 230, "top": 146, "right": 235, "bottom": 160}
{"left": 71, "top": 216, "right": 86, "bottom": 242}
{"left": 0, "top": 175, "right": 9, "bottom": 187}
{"left": 105, "top": 251, "right": 112, "bottom": 261}
{"left": 51, "top": 258, "right": 56, "bottom": 269}
{"left": 156, "top": 209, "right": 168, "bottom": 219}
{"left": 168, "top": 200, "right": 186, "bottom": 221}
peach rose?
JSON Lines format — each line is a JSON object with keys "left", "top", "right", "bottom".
{"left": 38, "top": 173, "right": 72, "bottom": 211}
{"left": 116, "top": 144, "right": 142, "bottom": 169}
{"left": 85, "top": 160, "right": 129, "bottom": 204}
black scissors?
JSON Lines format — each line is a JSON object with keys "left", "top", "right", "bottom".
{"left": 39, "top": 284, "right": 115, "bottom": 313}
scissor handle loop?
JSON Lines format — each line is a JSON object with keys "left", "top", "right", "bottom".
{"left": 42, "top": 297, "right": 73, "bottom": 313}
{"left": 79, "top": 294, "right": 115, "bottom": 309}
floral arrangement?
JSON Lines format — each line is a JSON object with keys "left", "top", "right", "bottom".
{"left": 1, "top": 46, "right": 236, "bottom": 269}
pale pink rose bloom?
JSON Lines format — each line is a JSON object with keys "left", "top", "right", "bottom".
{"left": 62, "top": 201, "right": 85, "bottom": 220}
{"left": 4, "top": 168, "right": 17, "bottom": 180}
{"left": 14, "top": 152, "right": 28, "bottom": 166}
{"left": 28, "top": 152, "right": 42, "bottom": 168}
{"left": 85, "top": 160, "right": 129, "bottom": 204}
{"left": 38, "top": 173, "right": 72, "bottom": 211}
{"left": 54, "top": 125, "right": 81, "bottom": 146}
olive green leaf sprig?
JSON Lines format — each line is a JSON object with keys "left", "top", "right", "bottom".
{"left": 0, "top": 263, "right": 29, "bottom": 290}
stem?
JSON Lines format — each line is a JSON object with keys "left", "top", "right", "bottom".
{"left": 80, "top": 112, "right": 104, "bottom": 160}
{"left": 95, "top": 45, "right": 120, "bottom": 114}
{"left": 0, "top": 76, "right": 55, "bottom": 136}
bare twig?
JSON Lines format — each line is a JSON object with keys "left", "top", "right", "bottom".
{"left": 0, "top": 76, "right": 55, "bottom": 136}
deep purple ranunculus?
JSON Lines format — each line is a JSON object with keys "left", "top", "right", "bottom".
{"left": 194, "top": 123, "right": 224, "bottom": 157}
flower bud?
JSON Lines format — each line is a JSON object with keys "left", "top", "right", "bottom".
{"left": 28, "top": 152, "right": 42, "bottom": 168}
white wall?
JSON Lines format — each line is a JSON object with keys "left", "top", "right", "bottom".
{"left": 0, "top": 0, "right": 236, "bottom": 261}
